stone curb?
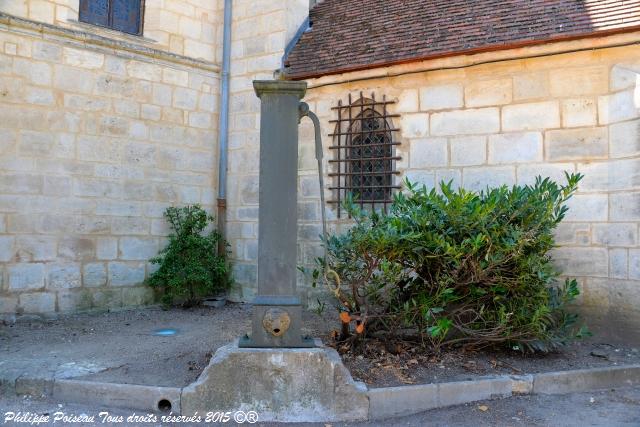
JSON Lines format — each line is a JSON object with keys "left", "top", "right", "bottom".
{"left": 367, "top": 364, "right": 640, "bottom": 420}
{"left": 53, "top": 380, "right": 181, "bottom": 414}
{"left": 2, "top": 376, "right": 181, "bottom": 415}
{"left": 2, "top": 364, "right": 639, "bottom": 420}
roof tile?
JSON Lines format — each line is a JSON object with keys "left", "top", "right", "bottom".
{"left": 285, "top": 0, "right": 640, "bottom": 79}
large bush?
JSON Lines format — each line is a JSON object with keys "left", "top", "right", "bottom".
{"left": 147, "top": 205, "right": 231, "bottom": 306}
{"left": 314, "top": 174, "right": 588, "bottom": 352}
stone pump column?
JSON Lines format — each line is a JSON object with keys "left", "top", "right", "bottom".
{"left": 239, "top": 80, "right": 314, "bottom": 348}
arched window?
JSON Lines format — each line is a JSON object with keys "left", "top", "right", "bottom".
{"left": 329, "top": 93, "right": 400, "bottom": 217}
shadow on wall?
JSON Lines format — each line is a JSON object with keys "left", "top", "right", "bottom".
{"left": 580, "top": 66, "right": 640, "bottom": 344}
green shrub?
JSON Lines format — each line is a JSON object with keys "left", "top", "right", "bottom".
{"left": 313, "top": 174, "right": 588, "bottom": 352}
{"left": 147, "top": 205, "right": 231, "bottom": 307}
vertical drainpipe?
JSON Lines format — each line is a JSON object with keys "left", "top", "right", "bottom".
{"left": 217, "top": 0, "right": 232, "bottom": 254}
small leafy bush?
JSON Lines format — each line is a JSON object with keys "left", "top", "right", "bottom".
{"left": 314, "top": 174, "right": 588, "bottom": 352}
{"left": 147, "top": 205, "right": 231, "bottom": 307}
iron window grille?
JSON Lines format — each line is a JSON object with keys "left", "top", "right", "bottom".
{"left": 79, "top": 0, "right": 144, "bottom": 36}
{"left": 328, "top": 92, "right": 401, "bottom": 217}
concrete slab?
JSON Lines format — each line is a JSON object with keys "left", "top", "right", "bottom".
{"left": 533, "top": 364, "right": 640, "bottom": 394}
{"left": 368, "top": 377, "right": 511, "bottom": 419}
{"left": 181, "top": 339, "right": 369, "bottom": 422}
{"left": 368, "top": 383, "right": 438, "bottom": 419}
{"left": 52, "top": 379, "right": 181, "bottom": 414}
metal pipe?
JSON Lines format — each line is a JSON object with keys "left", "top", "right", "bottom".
{"left": 217, "top": 0, "right": 232, "bottom": 251}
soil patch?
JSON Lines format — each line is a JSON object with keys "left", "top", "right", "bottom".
{"left": 2, "top": 305, "right": 638, "bottom": 389}
{"left": 332, "top": 338, "right": 640, "bottom": 388}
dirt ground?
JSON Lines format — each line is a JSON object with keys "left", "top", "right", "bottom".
{"left": 1, "top": 303, "right": 639, "bottom": 389}
{"left": 0, "top": 303, "right": 332, "bottom": 387}
{"left": 339, "top": 338, "right": 640, "bottom": 387}
{"left": 1, "top": 387, "right": 639, "bottom": 426}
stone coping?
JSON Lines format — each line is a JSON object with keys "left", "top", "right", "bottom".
{"left": 0, "top": 12, "right": 220, "bottom": 73}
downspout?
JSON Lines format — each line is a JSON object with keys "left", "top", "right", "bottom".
{"left": 217, "top": 0, "right": 232, "bottom": 253}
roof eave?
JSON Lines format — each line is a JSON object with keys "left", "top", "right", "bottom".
{"left": 285, "top": 25, "right": 640, "bottom": 81}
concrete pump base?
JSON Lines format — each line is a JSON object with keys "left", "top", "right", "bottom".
{"left": 180, "top": 339, "right": 369, "bottom": 422}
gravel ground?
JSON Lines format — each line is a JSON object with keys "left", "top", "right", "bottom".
{"left": 2, "top": 304, "right": 638, "bottom": 389}
{"left": 0, "top": 303, "right": 332, "bottom": 387}
{"left": 1, "top": 387, "right": 639, "bottom": 426}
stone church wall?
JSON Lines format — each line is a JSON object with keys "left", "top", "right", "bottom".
{"left": 0, "top": 5, "right": 220, "bottom": 319}
{"left": 228, "top": 38, "right": 640, "bottom": 340}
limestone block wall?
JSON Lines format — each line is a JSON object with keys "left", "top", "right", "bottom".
{"left": 0, "top": 0, "right": 222, "bottom": 62}
{"left": 228, "top": 40, "right": 640, "bottom": 339}
{"left": 0, "top": 15, "right": 219, "bottom": 318}
{"left": 304, "top": 44, "right": 640, "bottom": 338}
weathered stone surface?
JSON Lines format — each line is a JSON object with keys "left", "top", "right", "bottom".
{"left": 610, "top": 119, "right": 640, "bottom": 158}
{"left": 119, "top": 237, "right": 158, "bottom": 261}
{"left": 8, "top": 264, "right": 45, "bottom": 291}
{"left": 545, "top": 127, "right": 608, "bottom": 161}
{"left": 92, "top": 288, "right": 123, "bottom": 309}
{"left": 565, "top": 195, "right": 608, "bottom": 222}
{"left": 549, "top": 66, "right": 608, "bottom": 97}
{"left": 83, "top": 263, "right": 107, "bottom": 288}
{"left": 63, "top": 47, "right": 104, "bottom": 69}
{"left": 18, "top": 291, "right": 55, "bottom": 313}
{"left": 517, "top": 163, "right": 574, "bottom": 186}
{"left": 419, "top": 84, "right": 463, "bottom": 110}
{"left": 58, "top": 289, "right": 93, "bottom": 312}
{"left": 592, "top": 223, "right": 638, "bottom": 246}
{"left": 181, "top": 340, "right": 369, "bottom": 422}
{"left": 0, "top": 236, "right": 14, "bottom": 262}
{"left": 450, "top": 136, "right": 486, "bottom": 166}
{"left": 488, "top": 132, "right": 543, "bottom": 164}
{"left": 610, "top": 64, "right": 640, "bottom": 91}
{"left": 96, "top": 238, "right": 118, "bottom": 260}
{"left": 578, "top": 159, "right": 640, "bottom": 191}
{"left": 47, "top": 263, "right": 82, "bottom": 289}
{"left": 108, "top": 262, "right": 146, "bottom": 287}
{"left": 404, "top": 170, "right": 435, "bottom": 187}
{"left": 551, "top": 247, "right": 608, "bottom": 277}
{"left": 58, "top": 237, "right": 94, "bottom": 261}
{"left": 431, "top": 108, "right": 500, "bottom": 136}
{"left": 553, "top": 223, "right": 590, "bottom": 246}
{"left": 410, "top": 138, "right": 447, "bottom": 167}
{"left": 630, "top": 249, "right": 640, "bottom": 280}
{"left": 396, "top": 89, "right": 419, "bottom": 112}
{"left": 598, "top": 90, "right": 639, "bottom": 124}
{"left": 400, "top": 113, "right": 429, "bottom": 138}
{"left": 609, "top": 248, "right": 628, "bottom": 279}
{"left": 464, "top": 78, "right": 512, "bottom": 107}
{"left": 502, "top": 101, "right": 560, "bottom": 131}
{"left": 121, "top": 287, "right": 154, "bottom": 306}
{"left": 561, "top": 98, "right": 597, "bottom": 128}
{"left": 513, "top": 72, "right": 549, "bottom": 100}
{"left": 610, "top": 192, "right": 640, "bottom": 221}
{"left": 463, "top": 166, "right": 515, "bottom": 191}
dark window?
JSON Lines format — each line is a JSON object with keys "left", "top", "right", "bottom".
{"left": 79, "top": 0, "right": 144, "bottom": 36}
{"left": 329, "top": 93, "right": 401, "bottom": 217}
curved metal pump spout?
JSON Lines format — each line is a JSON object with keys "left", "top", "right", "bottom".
{"left": 298, "top": 103, "right": 341, "bottom": 298}
{"left": 298, "top": 103, "right": 328, "bottom": 240}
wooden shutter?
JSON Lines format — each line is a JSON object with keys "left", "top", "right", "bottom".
{"left": 111, "top": 0, "right": 142, "bottom": 35}
{"left": 79, "top": 0, "right": 109, "bottom": 28}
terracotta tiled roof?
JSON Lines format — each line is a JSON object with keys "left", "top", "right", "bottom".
{"left": 285, "top": 0, "right": 640, "bottom": 79}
